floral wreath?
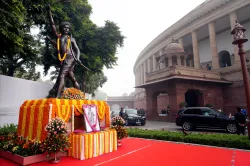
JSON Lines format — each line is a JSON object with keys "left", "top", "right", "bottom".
{"left": 57, "top": 34, "right": 71, "bottom": 62}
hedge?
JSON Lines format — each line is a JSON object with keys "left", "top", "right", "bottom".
{"left": 0, "top": 124, "right": 17, "bottom": 135}
{"left": 127, "top": 128, "right": 250, "bottom": 150}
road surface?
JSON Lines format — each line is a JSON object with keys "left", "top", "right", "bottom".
{"left": 127, "top": 121, "right": 248, "bottom": 134}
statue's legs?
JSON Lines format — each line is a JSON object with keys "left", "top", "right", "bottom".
{"left": 56, "top": 73, "right": 66, "bottom": 98}
{"left": 68, "top": 71, "right": 80, "bottom": 89}
{"left": 55, "top": 62, "right": 80, "bottom": 98}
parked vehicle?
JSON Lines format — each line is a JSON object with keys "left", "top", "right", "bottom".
{"left": 122, "top": 109, "right": 146, "bottom": 126}
{"left": 175, "top": 107, "right": 237, "bottom": 133}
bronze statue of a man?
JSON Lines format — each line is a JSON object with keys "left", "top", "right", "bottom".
{"left": 47, "top": 5, "right": 80, "bottom": 98}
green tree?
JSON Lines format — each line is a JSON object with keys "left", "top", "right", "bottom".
{"left": 0, "top": 0, "right": 41, "bottom": 77}
{"left": 14, "top": 63, "right": 41, "bottom": 81}
{"left": 41, "top": 0, "right": 124, "bottom": 96}
{"left": 0, "top": 0, "right": 124, "bottom": 95}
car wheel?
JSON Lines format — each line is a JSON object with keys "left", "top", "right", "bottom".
{"left": 141, "top": 122, "right": 146, "bottom": 126}
{"left": 182, "top": 122, "right": 192, "bottom": 131}
{"left": 226, "top": 123, "right": 237, "bottom": 134}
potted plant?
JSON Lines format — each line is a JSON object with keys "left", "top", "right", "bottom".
{"left": 0, "top": 133, "right": 45, "bottom": 165}
{"left": 41, "top": 117, "right": 69, "bottom": 164}
{"left": 111, "top": 116, "right": 128, "bottom": 146}
{"left": 0, "top": 124, "right": 17, "bottom": 136}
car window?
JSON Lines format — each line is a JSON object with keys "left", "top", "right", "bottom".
{"left": 183, "top": 109, "right": 200, "bottom": 115}
{"left": 125, "top": 109, "right": 137, "bottom": 114}
{"left": 200, "top": 109, "right": 215, "bottom": 116}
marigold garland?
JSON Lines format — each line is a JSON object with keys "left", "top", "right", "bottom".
{"left": 28, "top": 106, "right": 35, "bottom": 139}
{"left": 97, "top": 101, "right": 105, "bottom": 121}
{"left": 35, "top": 106, "right": 42, "bottom": 140}
{"left": 57, "top": 35, "right": 71, "bottom": 62}
{"left": 20, "top": 107, "right": 27, "bottom": 137}
{"left": 32, "top": 106, "right": 39, "bottom": 139}
{"left": 41, "top": 106, "right": 49, "bottom": 141}
{"left": 17, "top": 99, "right": 112, "bottom": 142}
{"left": 55, "top": 105, "right": 71, "bottom": 123}
{"left": 98, "top": 105, "right": 105, "bottom": 121}
{"left": 24, "top": 107, "right": 31, "bottom": 138}
{"left": 17, "top": 107, "right": 24, "bottom": 136}
{"left": 105, "top": 105, "right": 111, "bottom": 127}
{"left": 69, "top": 130, "right": 117, "bottom": 159}
{"left": 88, "top": 134, "right": 93, "bottom": 158}
{"left": 84, "top": 134, "right": 88, "bottom": 159}
{"left": 92, "top": 100, "right": 105, "bottom": 121}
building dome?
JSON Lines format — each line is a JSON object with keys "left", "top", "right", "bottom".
{"left": 164, "top": 42, "right": 184, "bottom": 54}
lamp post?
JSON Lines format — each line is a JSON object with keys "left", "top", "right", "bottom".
{"left": 231, "top": 20, "right": 250, "bottom": 138}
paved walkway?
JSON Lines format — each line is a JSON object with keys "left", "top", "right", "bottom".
{"left": 127, "top": 121, "right": 179, "bottom": 131}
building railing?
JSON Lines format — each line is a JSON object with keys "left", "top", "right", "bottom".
{"left": 107, "top": 96, "right": 134, "bottom": 101}
{"left": 146, "top": 65, "right": 222, "bottom": 83}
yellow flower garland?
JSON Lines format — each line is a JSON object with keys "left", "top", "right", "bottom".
{"left": 57, "top": 35, "right": 71, "bottom": 62}
{"left": 93, "top": 100, "right": 105, "bottom": 121}
{"left": 28, "top": 106, "right": 35, "bottom": 139}
{"left": 55, "top": 104, "right": 71, "bottom": 123}
{"left": 36, "top": 106, "right": 44, "bottom": 141}
{"left": 98, "top": 105, "right": 105, "bottom": 121}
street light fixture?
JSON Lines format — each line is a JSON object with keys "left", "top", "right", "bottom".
{"left": 231, "top": 20, "right": 250, "bottom": 138}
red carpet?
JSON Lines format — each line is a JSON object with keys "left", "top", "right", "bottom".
{"left": 1, "top": 138, "right": 250, "bottom": 166}
{"left": 234, "top": 150, "right": 250, "bottom": 166}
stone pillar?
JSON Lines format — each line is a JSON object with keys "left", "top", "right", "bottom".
{"left": 159, "top": 49, "right": 163, "bottom": 56}
{"left": 167, "top": 81, "right": 185, "bottom": 122}
{"left": 168, "top": 56, "right": 172, "bottom": 67}
{"left": 135, "top": 70, "right": 137, "bottom": 87}
{"left": 137, "top": 70, "right": 140, "bottom": 85}
{"left": 142, "top": 64, "right": 144, "bottom": 84}
{"left": 178, "top": 38, "right": 184, "bottom": 48}
{"left": 140, "top": 65, "right": 143, "bottom": 85}
{"left": 177, "top": 55, "right": 181, "bottom": 66}
{"left": 189, "top": 58, "right": 194, "bottom": 67}
{"left": 147, "top": 58, "right": 151, "bottom": 73}
{"left": 208, "top": 22, "right": 220, "bottom": 69}
{"left": 138, "top": 69, "right": 141, "bottom": 85}
{"left": 229, "top": 12, "right": 240, "bottom": 64}
{"left": 136, "top": 69, "right": 139, "bottom": 86}
{"left": 143, "top": 62, "right": 147, "bottom": 83}
{"left": 145, "top": 88, "right": 158, "bottom": 120}
{"left": 152, "top": 54, "right": 157, "bottom": 71}
{"left": 192, "top": 31, "right": 200, "bottom": 68}
{"left": 183, "top": 57, "right": 186, "bottom": 66}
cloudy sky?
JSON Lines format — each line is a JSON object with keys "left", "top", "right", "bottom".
{"left": 88, "top": 0, "right": 206, "bottom": 96}
{"left": 38, "top": 0, "right": 206, "bottom": 96}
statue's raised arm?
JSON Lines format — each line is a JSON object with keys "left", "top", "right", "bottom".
{"left": 46, "top": 5, "right": 59, "bottom": 38}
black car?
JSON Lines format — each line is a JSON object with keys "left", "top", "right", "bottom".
{"left": 175, "top": 107, "right": 237, "bottom": 133}
{"left": 122, "top": 109, "right": 146, "bottom": 126}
